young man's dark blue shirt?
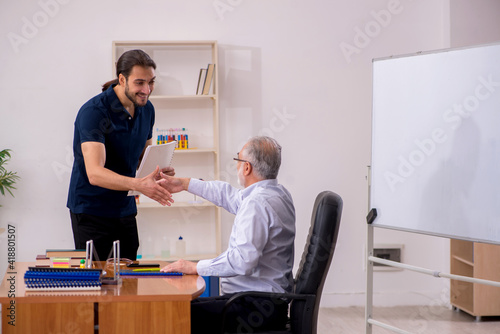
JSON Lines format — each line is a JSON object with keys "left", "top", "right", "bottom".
{"left": 67, "top": 85, "right": 154, "bottom": 218}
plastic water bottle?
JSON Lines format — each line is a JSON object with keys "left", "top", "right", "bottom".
{"left": 176, "top": 236, "right": 186, "bottom": 258}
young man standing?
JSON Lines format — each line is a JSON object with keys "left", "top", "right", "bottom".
{"left": 67, "top": 50, "right": 174, "bottom": 261}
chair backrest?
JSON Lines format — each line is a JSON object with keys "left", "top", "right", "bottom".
{"left": 290, "top": 191, "right": 343, "bottom": 334}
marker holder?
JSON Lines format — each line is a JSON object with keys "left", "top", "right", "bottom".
{"left": 85, "top": 240, "right": 94, "bottom": 269}
{"left": 101, "top": 240, "right": 122, "bottom": 285}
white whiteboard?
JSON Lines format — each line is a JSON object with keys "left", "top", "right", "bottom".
{"left": 370, "top": 43, "right": 500, "bottom": 244}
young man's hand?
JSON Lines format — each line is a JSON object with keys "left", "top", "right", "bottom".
{"left": 136, "top": 166, "right": 175, "bottom": 206}
{"left": 158, "top": 166, "right": 175, "bottom": 179}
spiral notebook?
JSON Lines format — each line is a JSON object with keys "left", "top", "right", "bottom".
{"left": 24, "top": 267, "right": 103, "bottom": 291}
{"left": 128, "top": 141, "right": 176, "bottom": 196}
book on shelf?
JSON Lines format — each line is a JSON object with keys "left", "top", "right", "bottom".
{"left": 45, "top": 249, "right": 86, "bottom": 258}
{"left": 202, "top": 63, "right": 215, "bottom": 95}
{"left": 196, "top": 68, "right": 207, "bottom": 95}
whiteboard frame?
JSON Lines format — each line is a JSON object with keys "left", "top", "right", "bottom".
{"left": 370, "top": 41, "right": 500, "bottom": 245}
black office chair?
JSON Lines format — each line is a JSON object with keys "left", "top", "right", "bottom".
{"left": 221, "top": 191, "right": 343, "bottom": 334}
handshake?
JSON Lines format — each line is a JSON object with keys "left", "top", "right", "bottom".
{"left": 135, "top": 166, "right": 191, "bottom": 207}
{"left": 156, "top": 171, "right": 191, "bottom": 195}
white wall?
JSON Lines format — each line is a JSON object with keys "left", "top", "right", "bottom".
{"left": 0, "top": 0, "right": 465, "bottom": 307}
{"left": 450, "top": 0, "right": 500, "bottom": 48}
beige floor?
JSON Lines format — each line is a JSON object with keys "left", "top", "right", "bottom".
{"left": 318, "top": 306, "right": 500, "bottom": 333}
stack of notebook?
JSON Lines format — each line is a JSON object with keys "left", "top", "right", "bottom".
{"left": 36, "top": 249, "right": 86, "bottom": 268}
{"left": 24, "top": 267, "right": 102, "bottom": 291}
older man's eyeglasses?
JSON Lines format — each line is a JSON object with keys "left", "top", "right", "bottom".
{"left": 233, "top": 153, "right": 251, "bottom": 164}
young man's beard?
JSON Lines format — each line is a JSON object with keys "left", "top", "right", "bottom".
{"left": 125, "top": 84, "right": 148, "bottom": 108}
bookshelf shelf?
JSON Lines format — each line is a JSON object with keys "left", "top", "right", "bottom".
{"left": 113, "top": 40, "right": 217, "bottom": 47}
{"left": 150, "top": 95, "right": 216, "bottom": 101}
{"left": 174, "top": 148, "right": 217, "bottom": 154}
{"left": 451, "top": 255, "right": 474, "bottom": 267}
{"left": 140, "top": 253, "right": 218, "bottom": 262}
{"left": 137, "top": 200, "right": 216, "bottom": 209}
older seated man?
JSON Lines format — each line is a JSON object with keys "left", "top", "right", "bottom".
{"left": 159, "top": 136, "right": 295, "bottom": 333}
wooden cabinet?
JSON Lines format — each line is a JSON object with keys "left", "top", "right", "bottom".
{"left": 450, "top": 239, "right": 500, "bottom": 318}
{"left": 112, "top": 41, "right": 221, "bottom": 261}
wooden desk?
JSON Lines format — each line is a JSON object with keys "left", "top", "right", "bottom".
{"left": 0, "top": 262, "right": 205, "bottom": 334}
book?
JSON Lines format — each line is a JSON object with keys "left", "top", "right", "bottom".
{"left": 52, "top": 257, "right": 72, "bottom": 268}
{"left": 202, "top": 63, "right": 215, "bottom": 95}
{"left": 36, "top": 254, "right": 52, "bottom": 267}
{"left": 127, "top": 141, "right": 176, "bottom": 196}
{"left": 46, "top": 249, "right": 86, "bottom": 258}
{"left": 36, "top": 255, "right": 84, "bottom": 268}
{"left": 196, "top": 68, "right": 207, "bottom": 95}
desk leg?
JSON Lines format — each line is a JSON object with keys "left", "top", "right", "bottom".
{"left": 2, "top": 302, "right": 94, "bottom": 334}
{"left": 99, "top": 301, "right": 190, "bottom": 334}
